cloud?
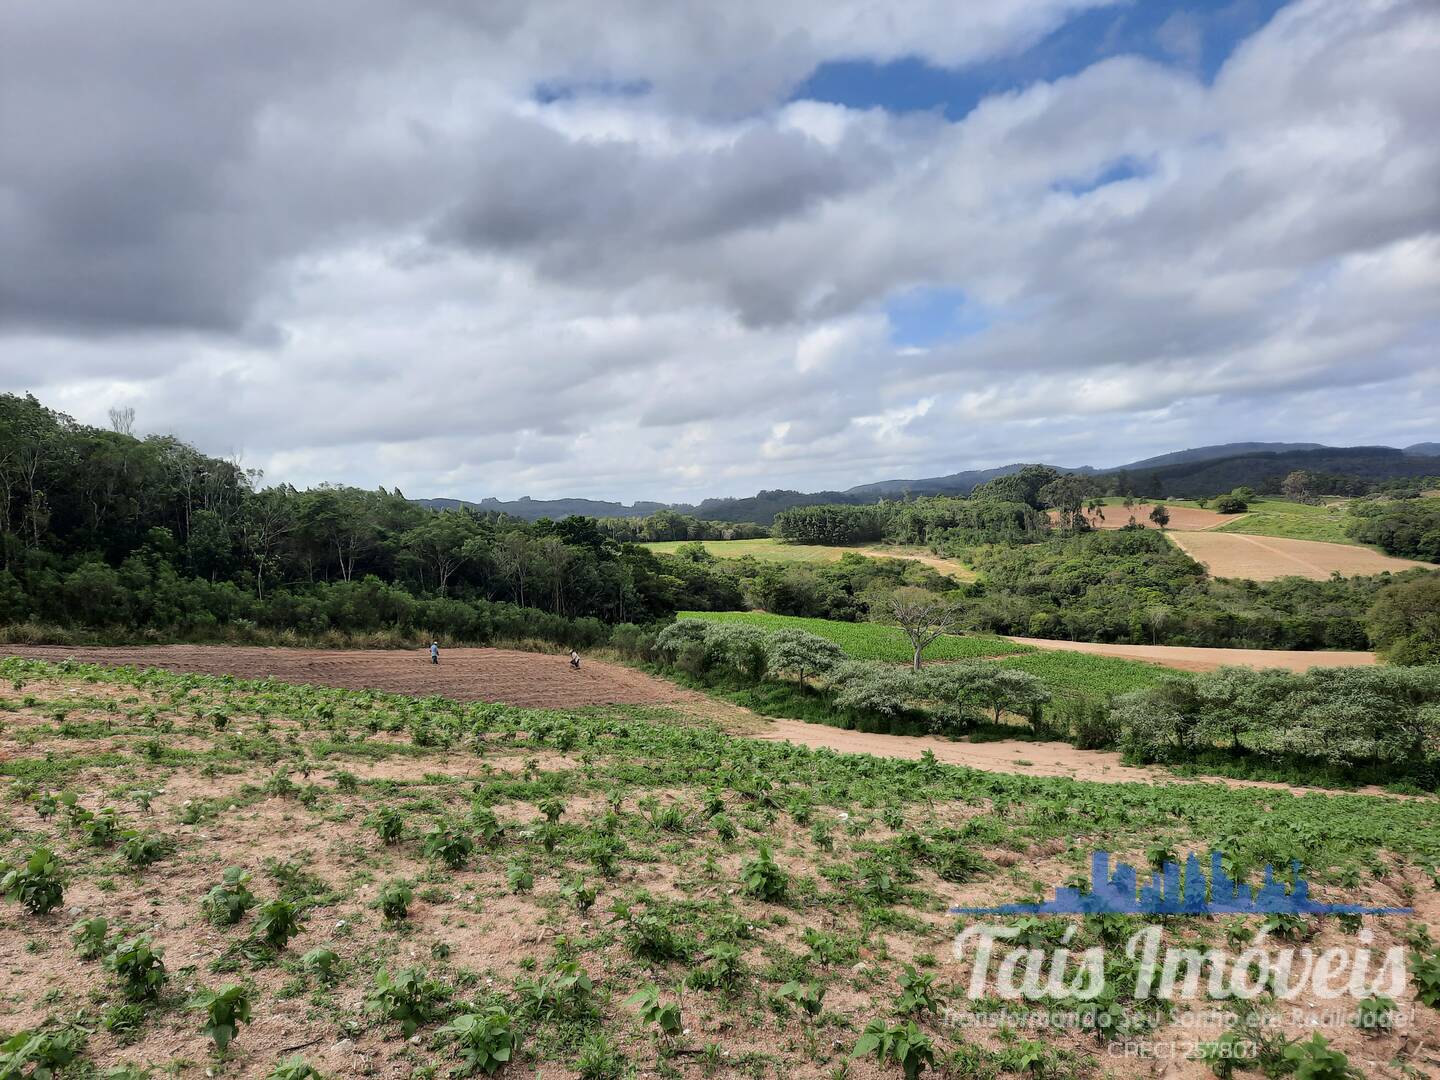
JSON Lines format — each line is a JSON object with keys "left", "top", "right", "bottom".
{"left": 0, "top": 0, "right": 1436, "bottom": 502}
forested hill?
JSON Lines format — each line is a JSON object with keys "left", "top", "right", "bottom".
{"left": 420, "top": 442, "right": 1438, "bottom": 523}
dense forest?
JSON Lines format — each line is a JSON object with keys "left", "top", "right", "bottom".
{"left": 0, "top": 394, "right": 742, "bottom": 645}
{"left": 1347, "top": 498, "right": 1440, "bottom": 561}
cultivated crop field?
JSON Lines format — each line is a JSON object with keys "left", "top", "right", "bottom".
{"left": 1, "top": 660, "right": 1437, "bottom": 1080}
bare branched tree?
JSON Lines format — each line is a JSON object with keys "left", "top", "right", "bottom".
{"left": 871, "top": 586, "right": 966, "bottom": 670}
{"left": 108, "top": 405, "right": 135, "bottom": 435}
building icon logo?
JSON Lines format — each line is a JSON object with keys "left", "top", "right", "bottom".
{"left": 951, "top": 850, "right": 1412, "bottom": 917}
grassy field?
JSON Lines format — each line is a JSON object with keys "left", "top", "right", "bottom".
{"left": 681, "top": 611, "right": 1173, "bottom": 697}
{"left": 0, "top": 659, "right": 1435, "bottom": 1080}
{"left": 1214, "top": 498, "right": 1356, "bottom": 543}
{"left": 991, "top": 649, "right": 1176, "bottom": 697}
{"left": 641, "top": 538, "right": 974, "bottom": 578}
{"left": 643, "top": 538, "right": 853, "bottom": 562}
{"left": 679, "top": 610, "right": 1030, "bottom": 662}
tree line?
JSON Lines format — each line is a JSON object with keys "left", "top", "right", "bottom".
{"left": 0, "top": 394, "right": 740, "bottom": 645}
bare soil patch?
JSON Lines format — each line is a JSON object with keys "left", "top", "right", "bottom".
{"left": 2, "top": 643, "right": 699, "bottom": 710}
{"left": 1169, "top": 530, "right": 1432, "bottom": 581}
{"left": 1051, "top": 503, "right": 1244, "bottom": 531}
{"left": 1001, "top": 635, "right": 1376, "bottom": 673}
{"left": 754, "top": 719, "right": 1405, "bottom": 798}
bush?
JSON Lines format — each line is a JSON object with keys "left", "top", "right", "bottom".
{"left": 202, "top": 867, "right": 256, "bottom": 926}
{"left": 0, "top": 847, "right": 63, "bottom": 914}
{"left": 107, "top": 936, "right": 167, "bottom": 1000}
{"left": 438, "top": 1008, "right": 519, "bottom": 1076}
{"left": 191, "top": 984, "right": 252, "bottom": 1053}
{"left": 1213, "top": 494, "right": 1249, "bottom": 514}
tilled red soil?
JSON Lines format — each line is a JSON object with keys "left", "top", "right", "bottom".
{"left": 1, "top": 644, "right": 696, "bottom": 710}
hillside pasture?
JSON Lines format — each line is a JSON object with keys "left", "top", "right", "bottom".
{"left": 677, "top": 610, "right": 1028, "bottom": 662}
{"left": 1213, "top": 497, "right": 1356, "bottom": 543}
{"left": 1169, "top": 530, "right": 1433, "bottom": 581}
{"left": 640, "top": 537, "right": 975, "bottom": 579}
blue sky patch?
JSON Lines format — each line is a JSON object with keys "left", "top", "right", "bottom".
{"left": 886, "top": 286, "right": 990, "bottom": 348}
{"left": 794, "top": 0, "right": 1291, "bottom": 120}
{"left": 1053, "top": 154, "right": 1153, "bottom": 195}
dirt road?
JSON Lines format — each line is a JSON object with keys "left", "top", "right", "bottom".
{"left": 1001, "top": 635, "right": 1376, "bottom": 673}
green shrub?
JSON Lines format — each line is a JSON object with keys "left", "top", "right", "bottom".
{"left": 1, "top": 847, "right": 64, "bottom": 914}
{"left": 438, "top": 1007, "right": 518, "bottom": 1076}
{"left": 365, "top": 967, "right": 450, "bottom": 1036}
{"left": 106, "top": 935, "right": 167, "bottom": 1000}
{"left": 0, "top": 1026, "right": 85, "bottom": 1079}
{"left": 202, "top": 867, "right": 256, "bottom": 926}
{"left": 853, "top": 1018, "right": 934, "bottom": 1080}
{"left": 378, "top": 880, "right": 412, "bottom": 921}
{"left": 191, "top": 984, "right": 252, "bottom": 1053}
{"left": 254, "top": 898, "right": 305, "bottom": 950}
{"left": 741, "top": 844, "right": 788, "bottom": 901}
{"left": 72, "top": 915, "right": 110, "bottom": 959}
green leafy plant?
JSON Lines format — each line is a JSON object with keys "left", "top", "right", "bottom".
{"left": 505, "top": 859, "right": 534, "bottom": 894}
{"left": 515, "top": 961, "right": 594, "bottom": 1021}
{"left": 202, "top": 866, "right": 256, "bottom": 926}
{"left": 0, "top": 1026, "right": 85, "bottom": 1080}
{"left": 439, "top": 1007, "right": 518, "bottom": 1076}
{"left": 254, "top": 898, "right": 305, "bottom": 950}
{"left": 561, "top": 874, "right": 597, "bottom": 913}
{"left": 120, "top": 831, "right": 170, "bottom": 867}
{"left": 1411, "top": 947, "right": 1440, "bottom": 1007}
{"left": 776, "top": 979, "right": 825, "bottom": 1018}
{"left": 1, "top": 847, "right": 64, "bottom": 915}
{"left": 574, "top": 1031, "right": 627, "bottom": 1080}
{"left": 1281, "top": 1034, "right": 1359, "bottom": 1080}
{"left": 894, "top": 964, "right": 939, "bottom": 1016}
{"left": 687, "top": 942, "right": 745, "bottom": 992}
{"left": 378, "top": 879, "right": 413, "bottom": 921}
{"left": 1352, "top": 994, "right": 1396, "bottom": 1034}
{"left": 852, "top": 1018, "right": 935, "bottom": 1080}
{"left": 72, "top": 915, "right": 111, "bottom": 959}
{"left": 83, "top": 807, "right": 121, "bottom": 847}
{"left": 625, "top": 983, "right": 681, "bottom": 1037}
{"left": 301, "top": 947, "right": 338, "bottom": 981}
{"left": 368, "top": 805, "right": 405, "bottom": 844}
{"left": 267, "top": 1055, "right": 324, "bottom": 1080}
{"left": 191, "top": 984, "right": 253, "bottom": 1053}
{"left": 740, "top": 844, "right": 788, "bottom": 901}
{"left": 106, "top": 935, "right": 166, "bottom": 1000}
{"left": 470, "top": 805, "right": 505, "bottom": 847}
{"left": 423, "top": 822, "right": 474, "bottom": 869}
{"left": 365, "top": 966, "right": 450, "bottom": 1036}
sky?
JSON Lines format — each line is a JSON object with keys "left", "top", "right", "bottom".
{"left": 1, "top": 0, "right": 1437, "bottom": 503}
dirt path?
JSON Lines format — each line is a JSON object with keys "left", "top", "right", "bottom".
{"left": 845, "top": 545, "right": 975, "bottom": 579}
{"left": 4, "top": 643, "right": 1407, "bottom": 798}
{"left": 1000, "top": 635, "right": 1376, "bottom": 673}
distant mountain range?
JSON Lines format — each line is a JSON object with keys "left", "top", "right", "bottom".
{"left": 417, "top": 441, "right": 1440, "bottom": 523}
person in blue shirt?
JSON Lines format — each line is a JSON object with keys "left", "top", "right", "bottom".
{"left": 430, "top": 641, "right": 439, "bottom": 665}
